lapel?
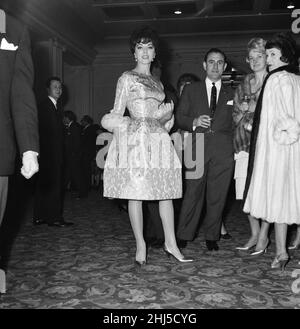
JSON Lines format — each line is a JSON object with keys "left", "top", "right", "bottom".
{"left": 216, "top": 84, "right": 228, "bottom": 112}
{"left": 47, "top": 97, "right": 56, "bottom": 110}
{"left": 47, "top": 97, "right": 62, "bottom": 122}
{"left": 200, "top": 81, "right": 209, "bottom": 111}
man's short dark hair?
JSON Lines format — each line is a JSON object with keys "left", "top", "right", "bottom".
{"left": 46, "top": 76, "right": 62, "bottom": 88}
{"left": 81, "top": 115, "right": 93, "bottom": 125}
{"left": 63, "top": 110, "right": 77, "bottom": 122}
{"left": 204, "top": 48, "right": 227, "bottom": 63}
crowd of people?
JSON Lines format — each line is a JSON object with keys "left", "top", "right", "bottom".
{"left": 101, "top": 26, "right": 300, "bottom": 271}
{"left": 1, "top": 12, "right": 300, "bottom": 293}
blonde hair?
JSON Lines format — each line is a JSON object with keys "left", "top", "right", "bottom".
{"left": 246, "top": 38, "right": 266, "bottom": 62}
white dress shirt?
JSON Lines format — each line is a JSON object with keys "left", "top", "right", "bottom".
{"left": 205, "top": 77, "right": 221, "bottom": 106}
{"left": 192, "top": 78, "right": 222, "bottom": 131}
{"left": 48, "top": 96, "right": 57, "bottom": 109}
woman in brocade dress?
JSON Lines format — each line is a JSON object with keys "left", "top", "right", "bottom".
{"left": 233, "top": 38, "right": 270, "bottom": 255}
{"left": 101, "top": 27, "right": 193, "bottom": 266}
{"left": 243, "top": 33, "right": 300, "bottom": 270}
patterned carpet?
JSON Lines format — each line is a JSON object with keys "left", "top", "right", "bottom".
{"left": 0, "top": 181, "right": 300, "bottom": 309}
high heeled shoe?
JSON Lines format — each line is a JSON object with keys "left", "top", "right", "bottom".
{"left": 271, "top": 255, "right": 290, "bottom": 271}
{"left": 249, "top": 240, "right": 269, "bottom": 256}
{"left": 134, "top": 260, "right": 147, "bottom": 268}
{"left": 250, "top": 247, "right": 268, "bottom": 256}
{"left": 134, "top": 247, "right": 148, "bottom": 268}
{"left": 236, "top": 242, "right": 257, "bottom": 251}
{"left": 163, "top": 245, "right": 194, "bottom": 263}
{"left": 288, "top": 242, "right": 300, "bottom": 250}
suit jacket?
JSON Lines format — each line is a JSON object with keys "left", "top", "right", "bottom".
{"left": 0, "top": 13, "right": 39, "bottom": 175}
{"left": 81, "top": 125, "right": 96, "bottom": 161}
{"left": 175, "top": 80, "right": 234, "bottom": 163}
{"left": 37, "top": 97, "right": 64, "bottom": 181}
{"left": 64, "top": 121, "right": 81, "bottom": 160}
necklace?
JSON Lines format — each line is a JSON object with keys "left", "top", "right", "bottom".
{"left": 131, "top": 70, "right": 151, "bottom": 77}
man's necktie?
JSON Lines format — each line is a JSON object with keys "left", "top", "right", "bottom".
{"left": 210, "top": 82, "right": 217, "bottom": 118}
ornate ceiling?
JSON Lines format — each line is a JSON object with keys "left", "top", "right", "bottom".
{"left": 0, "top": 0, "right": 298, "bottom": 64}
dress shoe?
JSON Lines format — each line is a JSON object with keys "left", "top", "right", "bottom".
{"left": 134, "top": 247, "right": 148, "bottom": 268}
{"left": 163, "top": 244, "right": 194, "bottom": 262}
{"left": 236, "top": 237, "right": 258, "bottom": 251}
{"left": 236, "top": 245, "right": 256, "bottom": 251}
{"left": 206, "top": 240, "right": 219, "bottom": 251}
{"left": 48, "top": 220, "right": 74, "bottom": 227}
{"left": 250, "top": 248, "right": 268, "bottom": 256}
{"left": 250, "top": 239, "right": 269, "bottom": 256}
{"left": 288, "top": 242, "right": 300, "bottom": 250}
{"left": 134, "top": 260, "right": 147, "bottom": 268}
{"left": 176, "top": 239, "right": 188, "bottom": 249}
{"left": 271, "top": 254, "right": 290, "bottom": 272}
{"left": 33, "top": 219, "right": 46, "bottom": 226}
{"left": 221, "top": 233, "right": 232, "bottom": 240}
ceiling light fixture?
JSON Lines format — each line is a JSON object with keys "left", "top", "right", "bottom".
{"left": 287, "top": 1, "right": 295, "bottom": 9}
{"left": 174, "top": 9, "right": 182, "bottom": 15}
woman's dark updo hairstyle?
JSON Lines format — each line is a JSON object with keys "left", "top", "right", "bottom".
{"left": 129, "top": 26, "right": 160, "bottom": 54}
{"left": 266, "top": 32, "right": 297, "bottom": 67}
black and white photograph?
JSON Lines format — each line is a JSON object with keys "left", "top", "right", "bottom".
{"left": 0, "top": 0, "right": 300, "bottom": 316}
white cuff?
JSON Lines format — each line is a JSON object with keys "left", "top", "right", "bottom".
{"left": 23, "top": 150, "right": 39, "bottom": 158}
{"left": 273, "top": 117, "right": 300, "bottom": 145}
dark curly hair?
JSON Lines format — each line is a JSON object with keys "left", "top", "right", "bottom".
{"left": 129, "top": 26, "right": 160, "bottom": 54}
{"left": 177, "top": 73, "right": 200, "bottom": 92}
{"left": 266, "top": 32, "right": 297, "bottom": 67}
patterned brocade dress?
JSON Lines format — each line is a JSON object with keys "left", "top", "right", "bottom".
{"left": 101, "top": 71, "right": 182, "bottom": 200}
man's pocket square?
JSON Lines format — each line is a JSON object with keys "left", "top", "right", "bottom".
{"left": 226, "top": 100, "right": 233, "bottom": 105}
{"left": 0, "top": 37, "right": 18, "bottom": 51}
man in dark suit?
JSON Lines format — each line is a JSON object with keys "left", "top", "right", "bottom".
{"left": 0, "top": 10, "right": 39, "bottom": 293}
{"left": 33, "top": 77, "right": 73, "bottom": 227}
{"left": 78, "top": 115, "right": 96, "bottom": 198}
{"left": 176, "top": 48, "right": 234, "bottom": 251}
{"left": 63, "top": 110, "right": 81, "bottom": 193}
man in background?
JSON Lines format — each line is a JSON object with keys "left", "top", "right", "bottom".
{"left": 33, "top": 77, "right": 73, "bottom": 227}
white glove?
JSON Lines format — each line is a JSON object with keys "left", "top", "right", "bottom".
{"left": 21, "top": 150, "right": 39, "bottom": 179}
